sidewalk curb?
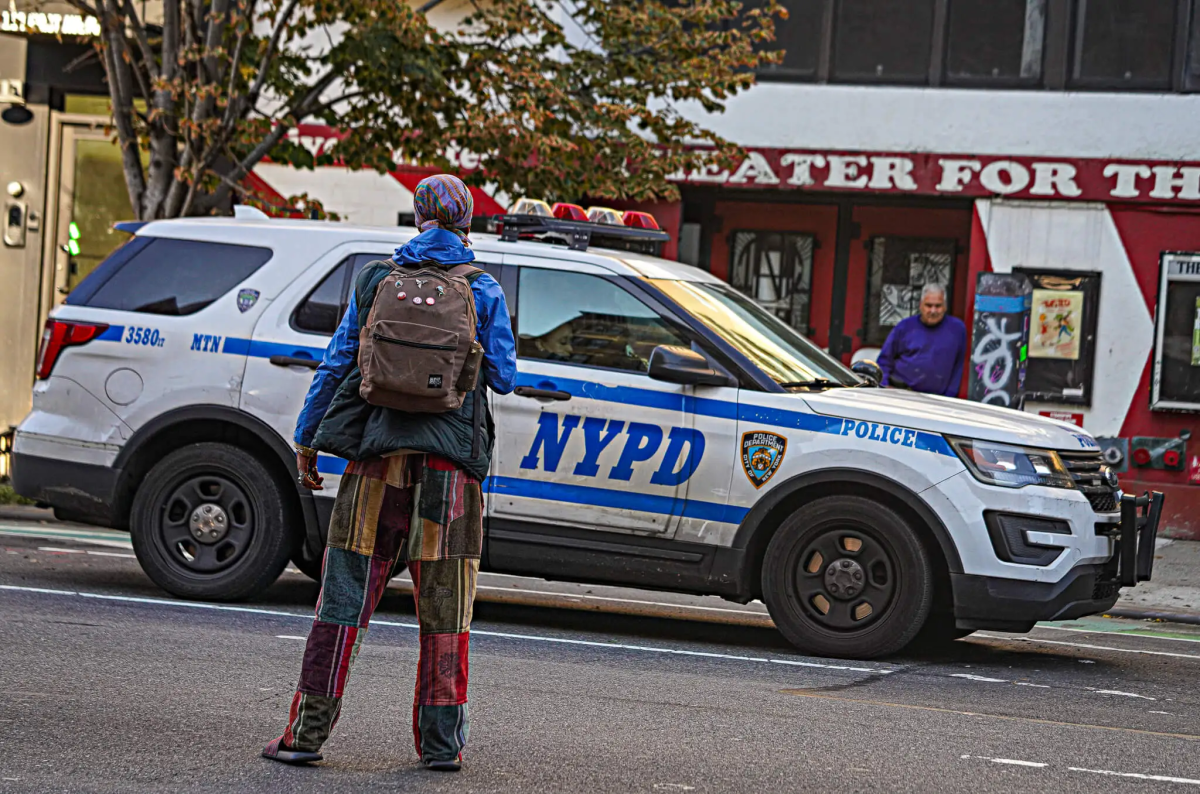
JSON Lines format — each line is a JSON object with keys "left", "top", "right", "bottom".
{"left": 1106, "top": 607, "right": 1200, "bottom": 626}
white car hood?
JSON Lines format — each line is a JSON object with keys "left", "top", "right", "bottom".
{"left": 802, "top": 388, "right": 1094, "bottom": 451}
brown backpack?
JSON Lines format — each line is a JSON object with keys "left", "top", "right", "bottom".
{"left": 358, "top": 260, "right": 485, "bottom": 413}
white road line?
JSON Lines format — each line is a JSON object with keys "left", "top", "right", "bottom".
{"left": 36, "top": 547, "right": 83, "bottom": 554}
{"left": 1037, "top": 625, "right": 1200, "bottom": 645}
{"left": 1150, "top": 711, "right": 1174, "bottom": 715}
{"left": 976, "top": 633, "right": 1200, "bottom": 661}
{"left": 0, "top": 584, "right": 893, "bottom": 675}
{"left": 961, "top": 755, "right": 1047, "bottom": 768}
{"left": 952, "top": 674, "right": 1006, "bottom": 683}
{"left": 1068, "top": 767, "right": 1200, "bottom": 786}
{"left": 275, "top": 635, "right": 307, "bottom": 641}
{"left": 1090, "top": 689, "right": 1155, "bottom": 700}
{"left": 1014, "top": 682, "right": 1050, "bottom": 688}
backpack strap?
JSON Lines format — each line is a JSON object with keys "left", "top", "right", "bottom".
{"left": 448, "top": 263, "right": 484, "bottom": 282}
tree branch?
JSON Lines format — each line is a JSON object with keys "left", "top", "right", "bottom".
{"left": 244, "top": 0, "right": 301, "bottom": 112}
{"left": 120, "top": 0, "right": 159, "bottom": 81}
{"left": 98, "top": 2, "right": 147, "bottom": 217}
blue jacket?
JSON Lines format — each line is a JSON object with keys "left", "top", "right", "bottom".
{"left": 878, "top": 315, "right": 966, "bottom": 398}
{"left": 295, "top": 228, "right": 517, "bottom": 449}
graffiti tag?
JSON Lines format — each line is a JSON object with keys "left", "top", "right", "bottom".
{"left": 971, "top": 317, "right": 1022, "bottom": 406}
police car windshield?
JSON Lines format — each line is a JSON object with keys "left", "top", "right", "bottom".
{"left": 650, "top": 280, "right": 861, "bottom": 387}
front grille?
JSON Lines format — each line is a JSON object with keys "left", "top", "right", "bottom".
{"left": 1060, "top": 451, "right": 1119, "bottom": 513}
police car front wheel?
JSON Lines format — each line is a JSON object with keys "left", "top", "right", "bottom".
{"left": 130, "top": 442, "right": 292, "bottom": 601}
{"left": 762, "top": 495, "right": 934, "bottom": 660}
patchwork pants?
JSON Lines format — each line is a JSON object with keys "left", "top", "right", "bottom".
{"left": 277, "top": 454, "right": 482, "bottom": 762}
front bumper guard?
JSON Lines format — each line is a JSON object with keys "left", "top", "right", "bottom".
{"left": 1115, "top": 491, "right": 1165, "bottom": 586}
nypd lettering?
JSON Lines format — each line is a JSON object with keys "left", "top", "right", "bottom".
{"left": 520, "top": 412, "right": 705, "bottom": 486}
{"left": 741, "top": 431, "right": 786, "bottom": 489}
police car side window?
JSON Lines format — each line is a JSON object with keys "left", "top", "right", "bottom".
{"left": 517, "top": 267, "right": 688, "bottom": 374}
{"left": 79, "top": 237, "right": 272, "bottom": 316}
{"left": 292, "top": 259, "right": 351, "bottom": 336}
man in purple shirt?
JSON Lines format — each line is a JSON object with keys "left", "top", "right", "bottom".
{"left": 878, "top": 284, "right": 966, "bottom": 398}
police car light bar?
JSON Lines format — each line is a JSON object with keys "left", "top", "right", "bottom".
{"left": 497, "top": 213, "right": 669, "bottom": 253}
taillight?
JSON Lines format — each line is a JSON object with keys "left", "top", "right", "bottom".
{"left": 35, "top": 319, "right": 109, "bottom": 379}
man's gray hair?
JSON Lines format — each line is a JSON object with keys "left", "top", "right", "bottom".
{"left": 921, "top": 283, "right": 947, "bottom": 301}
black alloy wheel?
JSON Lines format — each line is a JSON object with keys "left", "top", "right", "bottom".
{"left": 762, "top": 495, "right": 933, "bottom": 659}
{"left": 130, "top": 442, "right": 292, "bottom": 601}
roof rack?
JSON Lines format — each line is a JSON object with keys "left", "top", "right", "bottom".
{"left": 495, "top": 213, "right": 669, "bottom": 255}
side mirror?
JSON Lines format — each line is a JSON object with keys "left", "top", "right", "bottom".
{"left": 648, "top": 345, "right": 733, "bottom": 387}
{"left": 850, "top": 359, "right": 882, "bottom": 387}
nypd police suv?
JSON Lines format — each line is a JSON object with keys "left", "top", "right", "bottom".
{"left": 12, "top": 207, "right": 1162, "bottom": 659}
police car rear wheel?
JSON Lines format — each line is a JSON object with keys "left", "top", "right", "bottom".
{"left": 762, "top": 496, "right": 933, "bottom": 660}
{"left": 130, "top": 442, "right": 291, "bottom": 601}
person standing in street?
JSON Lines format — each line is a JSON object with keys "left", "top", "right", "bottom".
{"left": 878, "top": 283, "right": 966, "bottom": 398}
{"left": 263, "top": 174, "right": 516, "bottom": 772}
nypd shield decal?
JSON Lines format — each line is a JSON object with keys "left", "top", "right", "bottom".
{"left": 236, "top": 288, "right": 260, "bottom": 313}
{"left": 741, "top": 431, "right": 787, "bottom": 489}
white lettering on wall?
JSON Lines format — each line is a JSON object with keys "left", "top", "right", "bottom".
{"left": 728, "top": 151, "right": 780, "bottom": 185}
{"left": 1030, "top": 162, "right": 1082, "bottom": 197}
{"left": 980, "top": 161, "right": 1031, "bottom": 195}
{"left": 1103, "top": 164, "right": 1152, "bottom": 198}
{"left": 868, "top": 157, "right": 918, "bottom": 190}
{"left": 0, "top": 2, "right": 99, "bottom": 35}
{"left": 1150, "top": 166, "right": 1200, "bottom": 200}
{"left": 936, "top": 159, "right": 982, "bottom": 192}
{"left": 689, "top": 162, "right": 732, "bottom": 183}
{"left": 826, "top": 155, "right": 869, "bottom": 189}
{"left": 780, "top": 153, "right": 827, "bottom": 186}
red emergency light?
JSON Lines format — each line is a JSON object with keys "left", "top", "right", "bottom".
{"left": 552, "top": 203, "right": 589, "bottom": 222}
{"left": 622, "top": 210, "right": 660, "bottom": 230}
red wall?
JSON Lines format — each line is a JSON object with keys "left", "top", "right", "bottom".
{"left": 1107, "top": 206, "right": 1200, "bottom": 536}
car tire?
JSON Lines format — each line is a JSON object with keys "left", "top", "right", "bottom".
{"left": 130, "top": 442, "right": 291, "bottom": 601}
{"left": 762, "top": 495, "right": 934, "bottom": 660}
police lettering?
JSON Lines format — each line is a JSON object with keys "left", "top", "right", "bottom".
{"left": 521, "top": 412, "right": 705, "bottom": 485}
{"left": 839, "top": 419, "right": 920, "bottom": 448}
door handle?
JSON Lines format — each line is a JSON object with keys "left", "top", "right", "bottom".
{"left": 514, "top": 386, "right": 571, "bottom": 401}
{"left": 270, "top": 355, "right": 320, "bottom": 369}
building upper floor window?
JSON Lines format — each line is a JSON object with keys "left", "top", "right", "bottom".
{"left": 1072, "top": 0, "right": 1177, "bottom": 89}
{"left": 754, "top": 0, "right": 824, "bottom": 79}
{"left": 832, "top": 0, "right": 936, "bottom": 83}
{"left": 753, "top": 0, "right": 1198, "bottom": 93}
{"left": 945, "top": 0, "right": 1046, "bottom": 85}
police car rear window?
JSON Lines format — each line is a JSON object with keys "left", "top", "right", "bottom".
{"left": 67, "top": 237, "right": 273, "bottom": 316}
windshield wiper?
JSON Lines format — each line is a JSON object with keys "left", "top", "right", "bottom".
{"left": 778, "top": 378, "right": 843, "bottom": 390}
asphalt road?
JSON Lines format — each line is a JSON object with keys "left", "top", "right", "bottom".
{"left": 2, "top": 527, "right": 1200, "bottom": 793}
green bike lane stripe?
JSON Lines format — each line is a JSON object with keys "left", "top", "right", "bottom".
{"left": 0, "top": 524, "right": 133, "bottom": 547}
{"left": 1040, "top": 618, "right": 1200, "bottom": 644}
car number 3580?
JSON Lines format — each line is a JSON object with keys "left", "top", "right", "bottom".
{"left": 124, "top": 326, "right": 165, "bottom": 347}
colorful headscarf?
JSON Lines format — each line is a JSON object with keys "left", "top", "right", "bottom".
{"left": 413, "top": 174, "right": 474, "bottom": 246}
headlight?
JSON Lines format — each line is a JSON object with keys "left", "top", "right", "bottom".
{"left": 948, "top": 438, "right": 1075, "bottom": 489}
